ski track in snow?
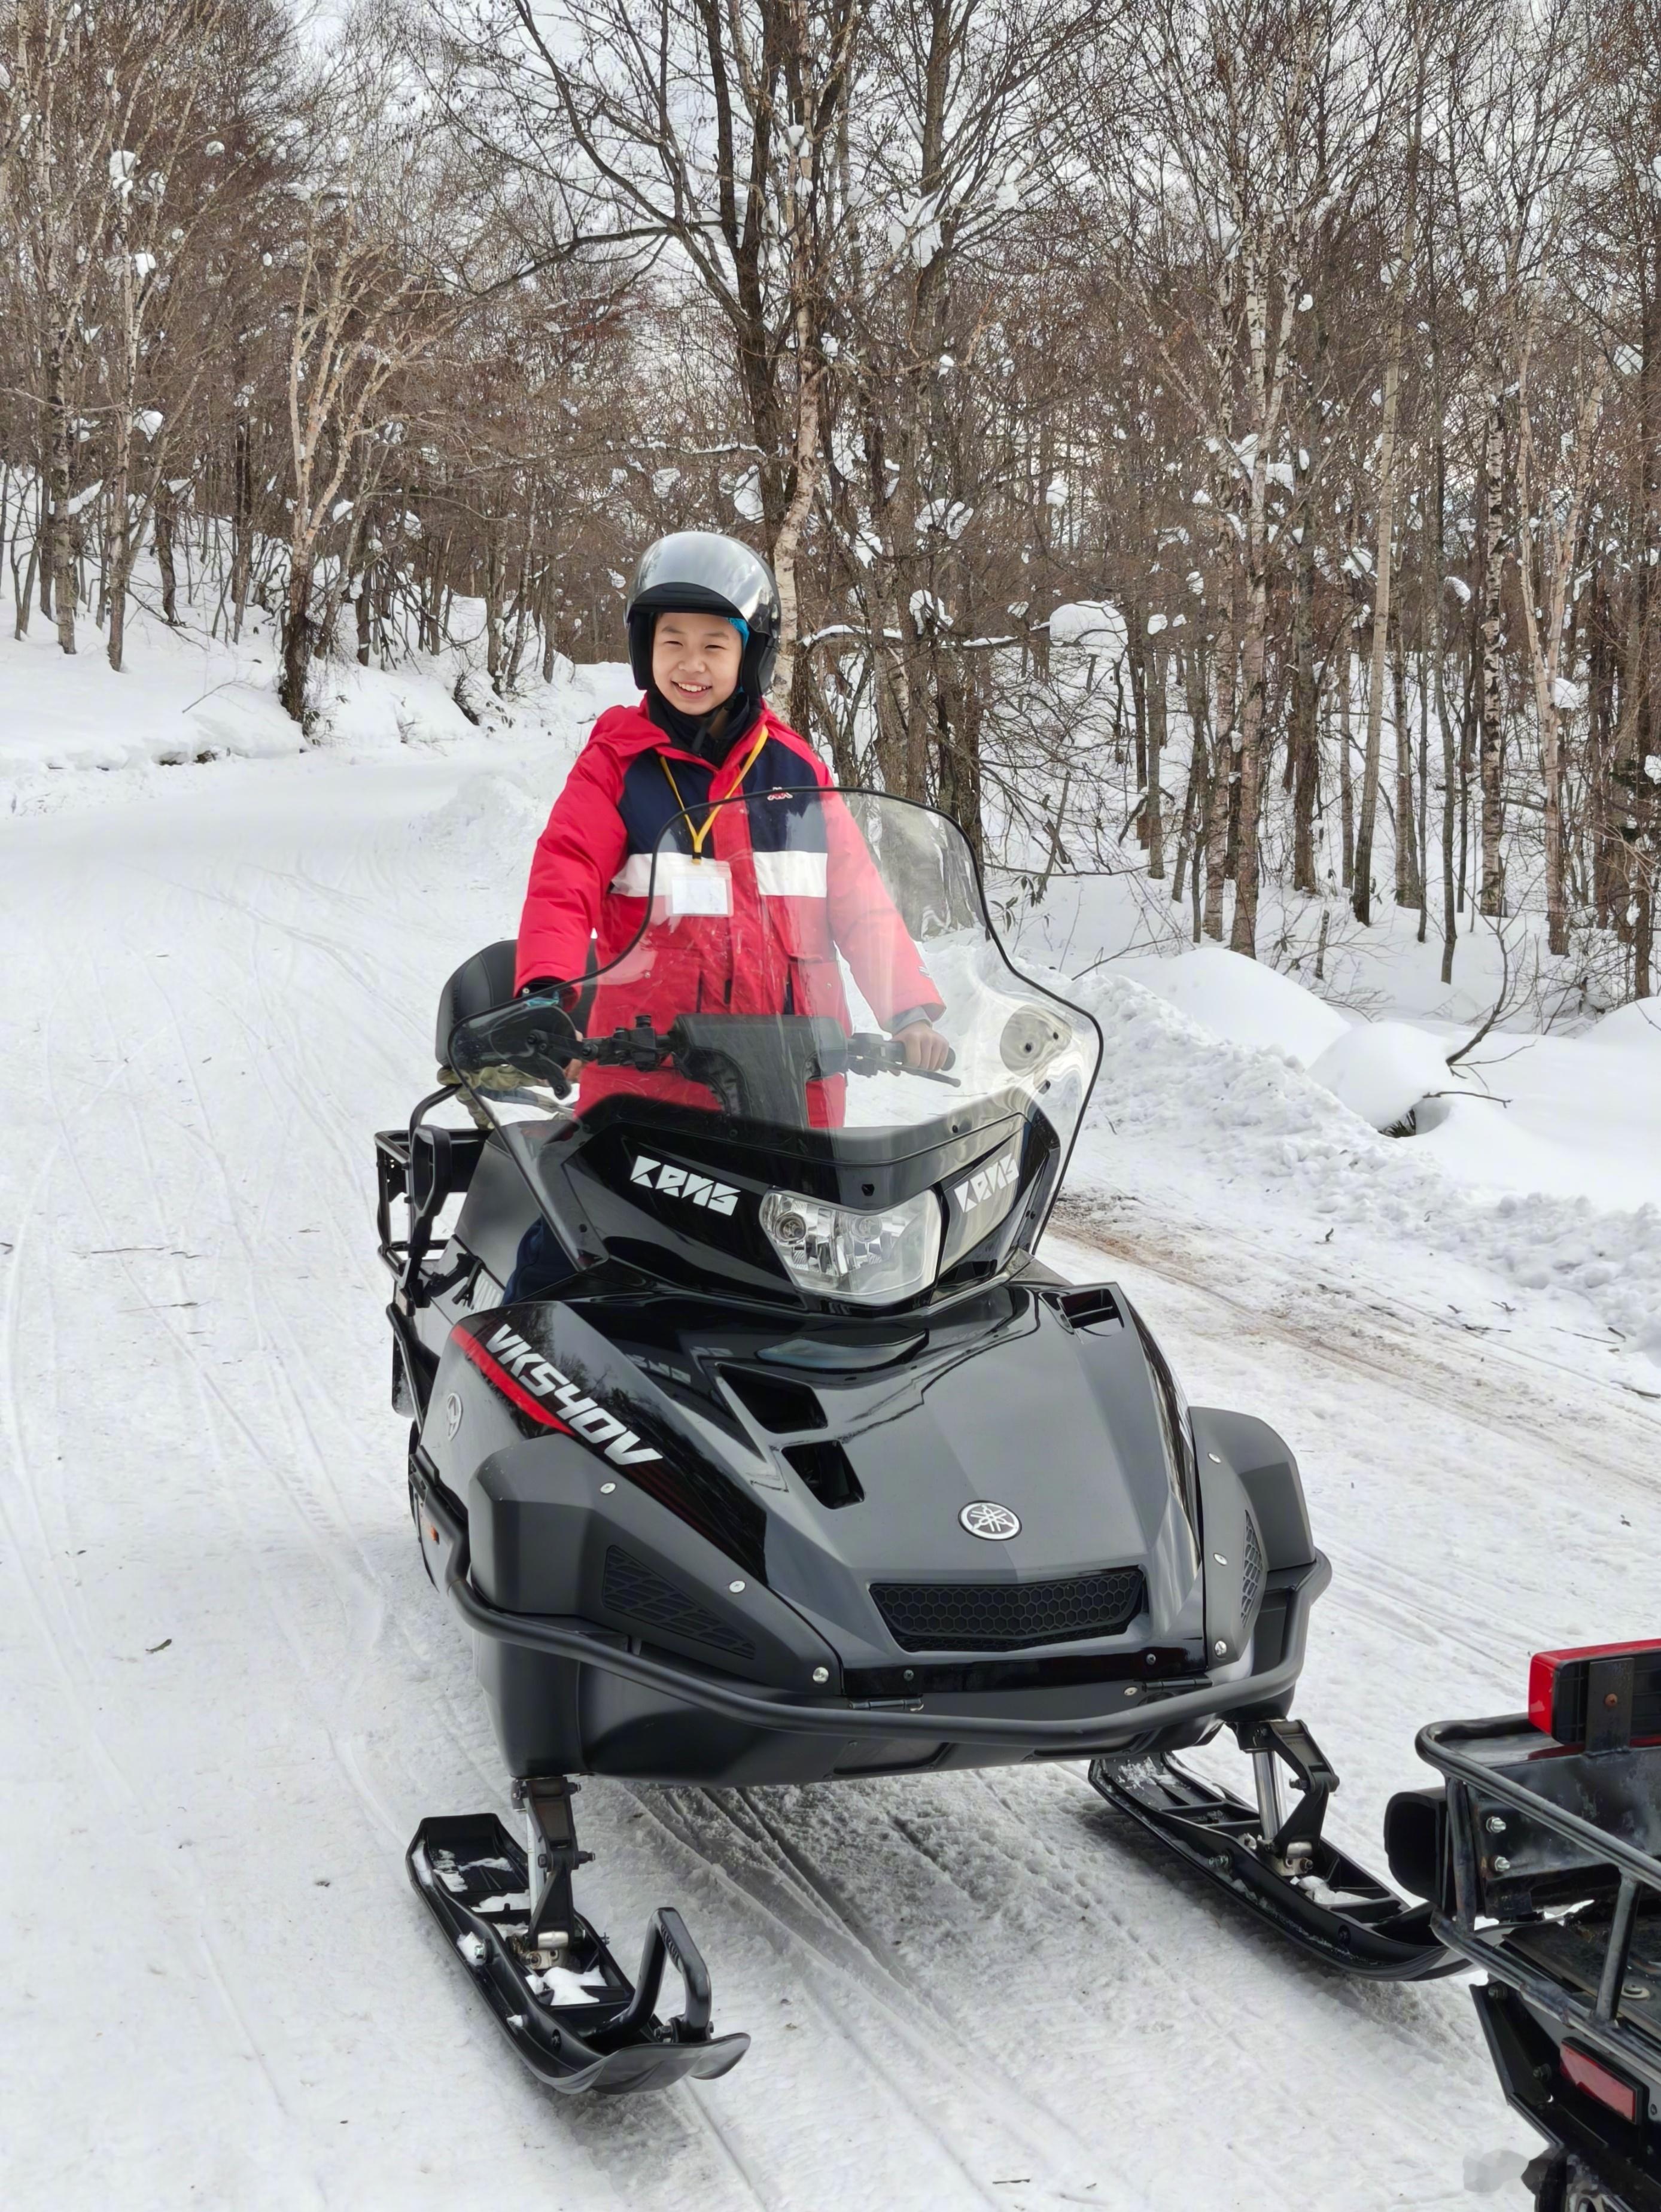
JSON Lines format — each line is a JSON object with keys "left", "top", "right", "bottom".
{"left": 1, "top": 757, "right": 1656, "bottom": 2210}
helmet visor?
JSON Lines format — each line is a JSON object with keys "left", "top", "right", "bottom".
{"left": 629, "top": 531, "right": 780, "bottom": 633}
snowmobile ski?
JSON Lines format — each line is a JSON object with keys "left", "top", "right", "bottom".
{"left": 408, "top": 1790, "right": 748, "bottom": 2095}
{"left": 1090, "top": 1717, "right": 1458, "bottom": 1980}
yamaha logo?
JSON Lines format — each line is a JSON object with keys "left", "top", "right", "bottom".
{"left": 960, "top": 1500, "right": 1020, "bottom": 1541}
{"left": 443, "top": 1392, "right": 463, "bottom": 1439}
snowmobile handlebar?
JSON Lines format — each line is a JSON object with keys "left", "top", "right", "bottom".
{"left": 580, "top": 1017, "right": 957, "bottom": 1084}
{"left": 449, "top": 1000, "right": 958, "bottom": 1096}
{"left": 422, "top": 1476, "right": 1326, "bottom": 1751}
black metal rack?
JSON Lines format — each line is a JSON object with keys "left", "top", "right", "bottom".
{"left": 1414, "top": 1706, "right": 1661, "bottom": 2211}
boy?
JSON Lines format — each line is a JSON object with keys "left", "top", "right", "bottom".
{"left": 514, "top": 530, "right": 950, "bottom": 1124}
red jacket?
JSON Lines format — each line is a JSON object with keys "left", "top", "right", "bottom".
{"left": 516, "top": 700, "right": 940, "bottom": 1123}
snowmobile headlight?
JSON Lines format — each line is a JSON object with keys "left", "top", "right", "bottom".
{"left": 760, "top": 1186, "right": 942, "bottom": 1306}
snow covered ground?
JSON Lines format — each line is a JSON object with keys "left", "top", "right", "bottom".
{"left": 2, "top": 645, "right": 1659, "bottom": 2210}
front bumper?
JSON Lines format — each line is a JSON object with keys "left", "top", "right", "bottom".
{"left": 424, "top": 1476, "right": 1328, "bottom": 1752}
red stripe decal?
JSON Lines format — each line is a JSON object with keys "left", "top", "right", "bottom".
{"left": 454, "top": 1328, "right": 572, "bottom": 1434}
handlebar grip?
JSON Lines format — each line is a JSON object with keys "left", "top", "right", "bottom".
{"left": 883, "top": 1036, "right": 956, "bottom": 1072}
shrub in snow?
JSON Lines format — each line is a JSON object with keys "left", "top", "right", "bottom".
{"left": 1307, "top": 1021, "right": 1452, "bottom": 1132}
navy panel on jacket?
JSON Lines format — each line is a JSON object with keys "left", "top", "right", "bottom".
{"left": 616, "top": 734, "right": 823, "bottom": 868}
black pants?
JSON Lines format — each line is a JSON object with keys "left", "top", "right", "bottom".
{"left": 503, "top": 1218, "right": 579, "bottom": 1304}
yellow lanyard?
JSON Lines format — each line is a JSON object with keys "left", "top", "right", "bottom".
{"left": 659, "top": 726, "right": 769, "bottom": 858}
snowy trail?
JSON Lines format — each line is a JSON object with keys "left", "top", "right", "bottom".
{"left": 2, "top": 756, "right": 1654, "bottom": 2210}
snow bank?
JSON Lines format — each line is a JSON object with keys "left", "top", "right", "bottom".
{"left": 1075, "top": 972, "right": 1661, "bottom": 1365}
{"left": 1307, "top": 1020, "right": 1451, "bottom": 1132}
{"left": 0, "top": 615, "right": 307, "bottom": 775}
{"left": 1588, "top": 999, "right": 1661, "bottom": 1054}
{"left": 1122, "top": 947, "right": 1463, "bottom": 1135}
{"left": 406, "top": 770, "right": 548, "bottom": 890}
{"left": 1047, "top": 600, "right": 1127, "bottom": 658}
{"left": 180, "top": 680, "right": 306, "bottom": 762}
{"left": 1126, "top": 945, "right": 1348, "bottom": 1068}
{"left": 308, "top": 661, "right": 480, "bottom": 751}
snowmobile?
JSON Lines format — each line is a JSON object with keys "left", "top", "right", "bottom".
{"left": 375, "top": 785, "right": 1452, "bottom": 2098}
{"left": 1386, "top": 1643, "right": 1661, "bottom": 2211}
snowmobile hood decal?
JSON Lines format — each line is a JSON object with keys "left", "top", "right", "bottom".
{"left": 450, "top": 1310, "right": 769, "bottom": 1580}
{"left": 455, "top": 1324, "right": 662, "bottom": 1466}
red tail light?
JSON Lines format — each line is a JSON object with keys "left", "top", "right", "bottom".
{"left": 1560, "top": 2042, "right": 1641, "bottom": 2123}
{"left": 1529, "top": 1640, "right": 1661, "bottom": 1744}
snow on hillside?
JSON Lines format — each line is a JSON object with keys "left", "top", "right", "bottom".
{"left": 0, "top": 585, "right": 631, "bottom": 789}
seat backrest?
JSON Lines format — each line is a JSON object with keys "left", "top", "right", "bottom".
{"left": 436, "top": 939, "right": 518, "bottom": 1063}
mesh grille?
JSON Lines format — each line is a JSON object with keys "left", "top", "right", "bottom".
{"left": 601, "top": 1545, "right": 756, "bottom": 1662}
{"left": 1241, "top": 1514, "right": 1263, "bottom": 1614}
{"left": 870, "top": 1567, "right": 1145, "bottom": 1653}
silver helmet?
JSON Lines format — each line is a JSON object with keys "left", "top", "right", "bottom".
{"left": 625, "top": 531, "right": 782, "bottom": 693}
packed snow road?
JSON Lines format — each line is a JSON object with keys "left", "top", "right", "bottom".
{"left": 1, "top": 753, "right": 1654, "bottom": 2211}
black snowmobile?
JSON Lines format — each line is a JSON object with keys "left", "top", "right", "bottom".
{"left": 1386, "top": 1642, "right": 1661, "bottom": 2211}
{"left": 376, "top": 786, "right": 1451, "bottom": 2098}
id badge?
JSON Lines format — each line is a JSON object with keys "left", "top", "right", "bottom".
{"left": 662, "top": 857, "right": 733, "bottom": 917}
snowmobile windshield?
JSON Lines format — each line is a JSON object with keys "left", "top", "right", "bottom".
{"left": 475, "top": 787, "right": 1099, "bottom": 1166}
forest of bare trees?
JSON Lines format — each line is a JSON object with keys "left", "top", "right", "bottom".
{"left": 3, "top": 0, "right": 1659, "bottom": 1001}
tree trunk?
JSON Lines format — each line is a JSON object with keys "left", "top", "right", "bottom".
{"left": 1479, "top": 379, "right": 1507, "bottom": 916}
{"left": 768, "top": 334, "right": 824, "bottom": 709}
{"left": 1228, "top": 547, "right": 1270, "bottom": 955}
{"left": 1146, "top": 640, "right": 1166, "bottom": 878}
{"left": 156, "top": 484, "right": 181, "bottom": 625}
{"left": 232, "top": 411, "right": 253, "bottom": 642}
{"left": 279, "top": 555, "right": 315, "bottom": 723}
{"left": 1207, "top": 553, "right": 1237, "bottom": 937}
{"left": 45, "top": 342, "right": 77, "bottom": 655}
{"left": 1291, "top": 518, "right": 1319, "bottom": 894}
{"left": 1392, "top": 615, "right": 1420, "bottom": 906}
{"left": 1337, "top": 613, "right": 1355, "bottom": 886}
{"left": 1355, "top": 398, "right": 1403, "bottom": 924}
{"left": 1353, "top": 109, "right": 1420, "bottom": 925}
{"left": 1432, "top": 540, "right": 1458, "bottom": 985}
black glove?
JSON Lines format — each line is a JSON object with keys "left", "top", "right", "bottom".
{"left": 450, "top": 988, "right": 580, "bottom": 1079}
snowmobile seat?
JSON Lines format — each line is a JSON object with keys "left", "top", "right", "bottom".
{"left": 436, "top": 939, "right": 518, "bottom": 1065}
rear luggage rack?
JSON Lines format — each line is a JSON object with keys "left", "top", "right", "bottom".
{"left": 376, "top": 1105, "right": 485, "bottom": 1301}
{"left": 1416, "top": 1712, "right": 1661, "bottom": 2034}
{"left": 1407, "top": 1674, "right": 1661, "bottom": 2205}
{"left": 871, "top": 1566, "right": 1145, "bottom": 1651}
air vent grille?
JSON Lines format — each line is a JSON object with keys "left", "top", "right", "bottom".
{"left": 723, "top": 1367, "right": 826, "bottom": 1432}
{"left": 1241, "top": 1513, "right": 1263, "bottom": 1615}
{"left": 870, "top": 1567, "right": 1145, "bottom": 1653}
{"left": 783, "top": 1438, "right": 863, "bottom": 1509}
{"left": 601, "top": 1545, "right": 756, "bottom": 1662}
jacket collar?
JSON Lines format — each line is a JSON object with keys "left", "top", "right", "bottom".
{"left": 596, "top": 695, "right": 780, "bottom": 772}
